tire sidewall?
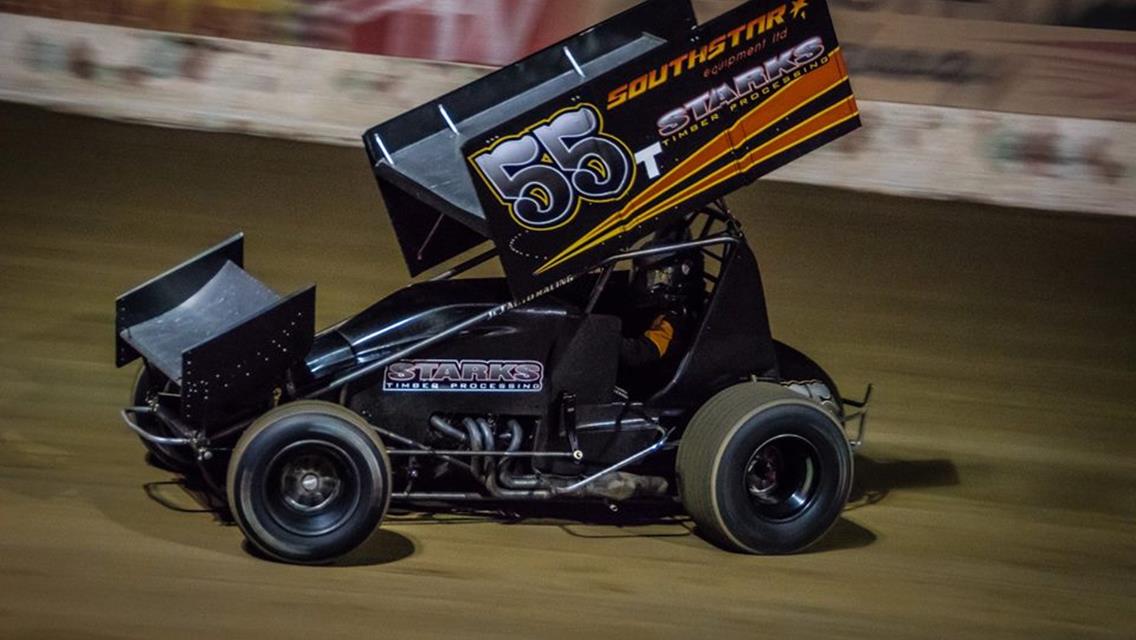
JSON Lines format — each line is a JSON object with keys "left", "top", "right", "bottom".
{"left": 711, "top": 400, "right": 852, "bottom": 554}
{"left": 229, "top": 408, "right": 390, "bottom": 564}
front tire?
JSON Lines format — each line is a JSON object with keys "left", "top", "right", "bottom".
{"left": 677, "top": 382, "right": 853, "bottom": 554}
{"left": 227, "top": 401, "right": 392, "bottom": 564}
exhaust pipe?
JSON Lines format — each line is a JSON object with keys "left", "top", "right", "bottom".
{"left": 498, "top": 419, "right": 542, "bottom": 491}
{"left": 428, "top": 414, "right": 468, "bottom": 443}
{"left": 461, "top": 417, "right": 485, "bottom": 478}
{"left": 474, "top": 418, "right": 496, "bottom": 453}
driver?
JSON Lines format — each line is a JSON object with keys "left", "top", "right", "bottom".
{"left": 619, "top": 228, "right": 705, "bottom": 376}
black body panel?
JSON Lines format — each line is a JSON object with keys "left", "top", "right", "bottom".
{"left": 181, "top": 286, "right": 315, "bottom": 429}
{"left": 654, "top": 242, "right": 778, "bottom": 408}
{"left": 332, "top": 278, "right": 513, "bottom": 366}
{"left": 546, "top": 314, "right": 622, "bottom": 405}
{"left": 298, "top": 279, "right": 623, "bottom": 445}
{"left": 535, "top": 402, "right": 661, "bottom": 475}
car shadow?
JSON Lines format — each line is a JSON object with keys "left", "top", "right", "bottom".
{"left": 239, "top": 529, "right": 416, "bottom": 567}
{"left": 389, "top": 500, "right": 696, "bottom": 540}
{"left": 847, "top": 453, "right": 961, "bottom": 510}
{"left": 390, "top": 454, "right": 959, "bottom": 553}
{"left": 125, "top": 451, "right": 960, "bottom": 561}
{"left": 792, "top": 453, "right": 961, "bottom": 555}
{"left": 803, "top": 517, "right": 876, "bottom": 553}
{"left": 143, "top": 468, "right": 417, "bottom": 566}
{"left": 739, "top": 453, "right": 960, "bottom": 555}
{"left": 143, "top": 476, "right": 230, "bottom": 520}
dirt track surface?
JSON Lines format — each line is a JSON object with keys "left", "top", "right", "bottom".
{"left": 1, "top": 103, "right": 1134, "bottom": 638}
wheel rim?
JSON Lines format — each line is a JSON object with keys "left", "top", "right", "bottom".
{"left": 263, "top": 439, "right": 361, "bottom": 537}
{"left": 743, "top": 434, "right": 820, "bottom": 521}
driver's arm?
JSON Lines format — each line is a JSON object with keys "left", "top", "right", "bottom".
{"left": 619, "top": 314, "right": 675, "bottom": 369}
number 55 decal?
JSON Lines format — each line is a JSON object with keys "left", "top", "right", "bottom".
{"left": 470, "top": 104, "right": 636, "bottom": 232}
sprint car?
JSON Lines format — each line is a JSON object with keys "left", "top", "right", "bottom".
{"left": 116, "top": 0, "right": 870, "bottom": 563}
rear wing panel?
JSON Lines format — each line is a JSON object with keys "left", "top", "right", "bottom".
{"left": 116, "top": 233, "right": 244, "bottom": 368}
{"left": 117, "top": 236, "right": 315, "bottom": 430}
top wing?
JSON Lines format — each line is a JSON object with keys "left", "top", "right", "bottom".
{"left": 368, "top": 0, "right": 859, "bottom": 299}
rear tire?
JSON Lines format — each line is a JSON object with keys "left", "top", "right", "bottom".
{"left": 227, "top": 401, "right": 392, "bottom": 564}
{"left": 677, "top": 382, "right": 853, "bottom": 554}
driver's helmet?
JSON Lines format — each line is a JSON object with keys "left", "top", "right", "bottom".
{"left": 630, "top": 227, "right": 704, "bottom": 310}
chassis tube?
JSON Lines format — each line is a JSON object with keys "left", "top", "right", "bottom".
{"left": 556, "top": 430, "right": 672, "bottom": 495}
{"left": 120, "top": 407, "right": 192, "bottom": 446}
{"left": 386, "top": 450, "right": 575, "bottom": 458}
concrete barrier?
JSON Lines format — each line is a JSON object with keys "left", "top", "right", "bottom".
{"left": 768, "top": 101, "right": 1133, "bottom": 217}
{"left": 1, "top": 12, "right": 1132, "bottom": 216}
{"left": 0, "top": 14, "right": 488, "bottom": 145}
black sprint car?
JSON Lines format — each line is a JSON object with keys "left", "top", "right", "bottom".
{"left": 116, "top": 0, "right": 870, "bottom": 563}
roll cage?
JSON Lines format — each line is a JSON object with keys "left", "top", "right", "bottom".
{"left": 305, "top": 200, "right": 760, "bottom": 400}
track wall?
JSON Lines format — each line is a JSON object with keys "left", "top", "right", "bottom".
{"left": 1, "top": 2, "right": 1132, "bottom": 216}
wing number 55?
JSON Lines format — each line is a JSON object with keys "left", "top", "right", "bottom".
{"left": 472, "top": 105, "right": 634, "bottom": 231}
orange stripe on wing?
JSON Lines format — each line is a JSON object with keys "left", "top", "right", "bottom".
{"left": 546, "top": 50, "right": 850, "bottom": 269}
{"left": 628, "top": 96, "right": 860, "bottom": 229}
{"left": 541, "top": 98, "right": 860, "bottom": 271}
{"left": 535, "top": 51, "right": 852, "bottom": 275}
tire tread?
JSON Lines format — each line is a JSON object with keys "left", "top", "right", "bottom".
{"left": 677, "top": 381, "right": 819, "bottom": 553}
{"left": 226, "top": 400, "right": 391, "bottom": 564}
